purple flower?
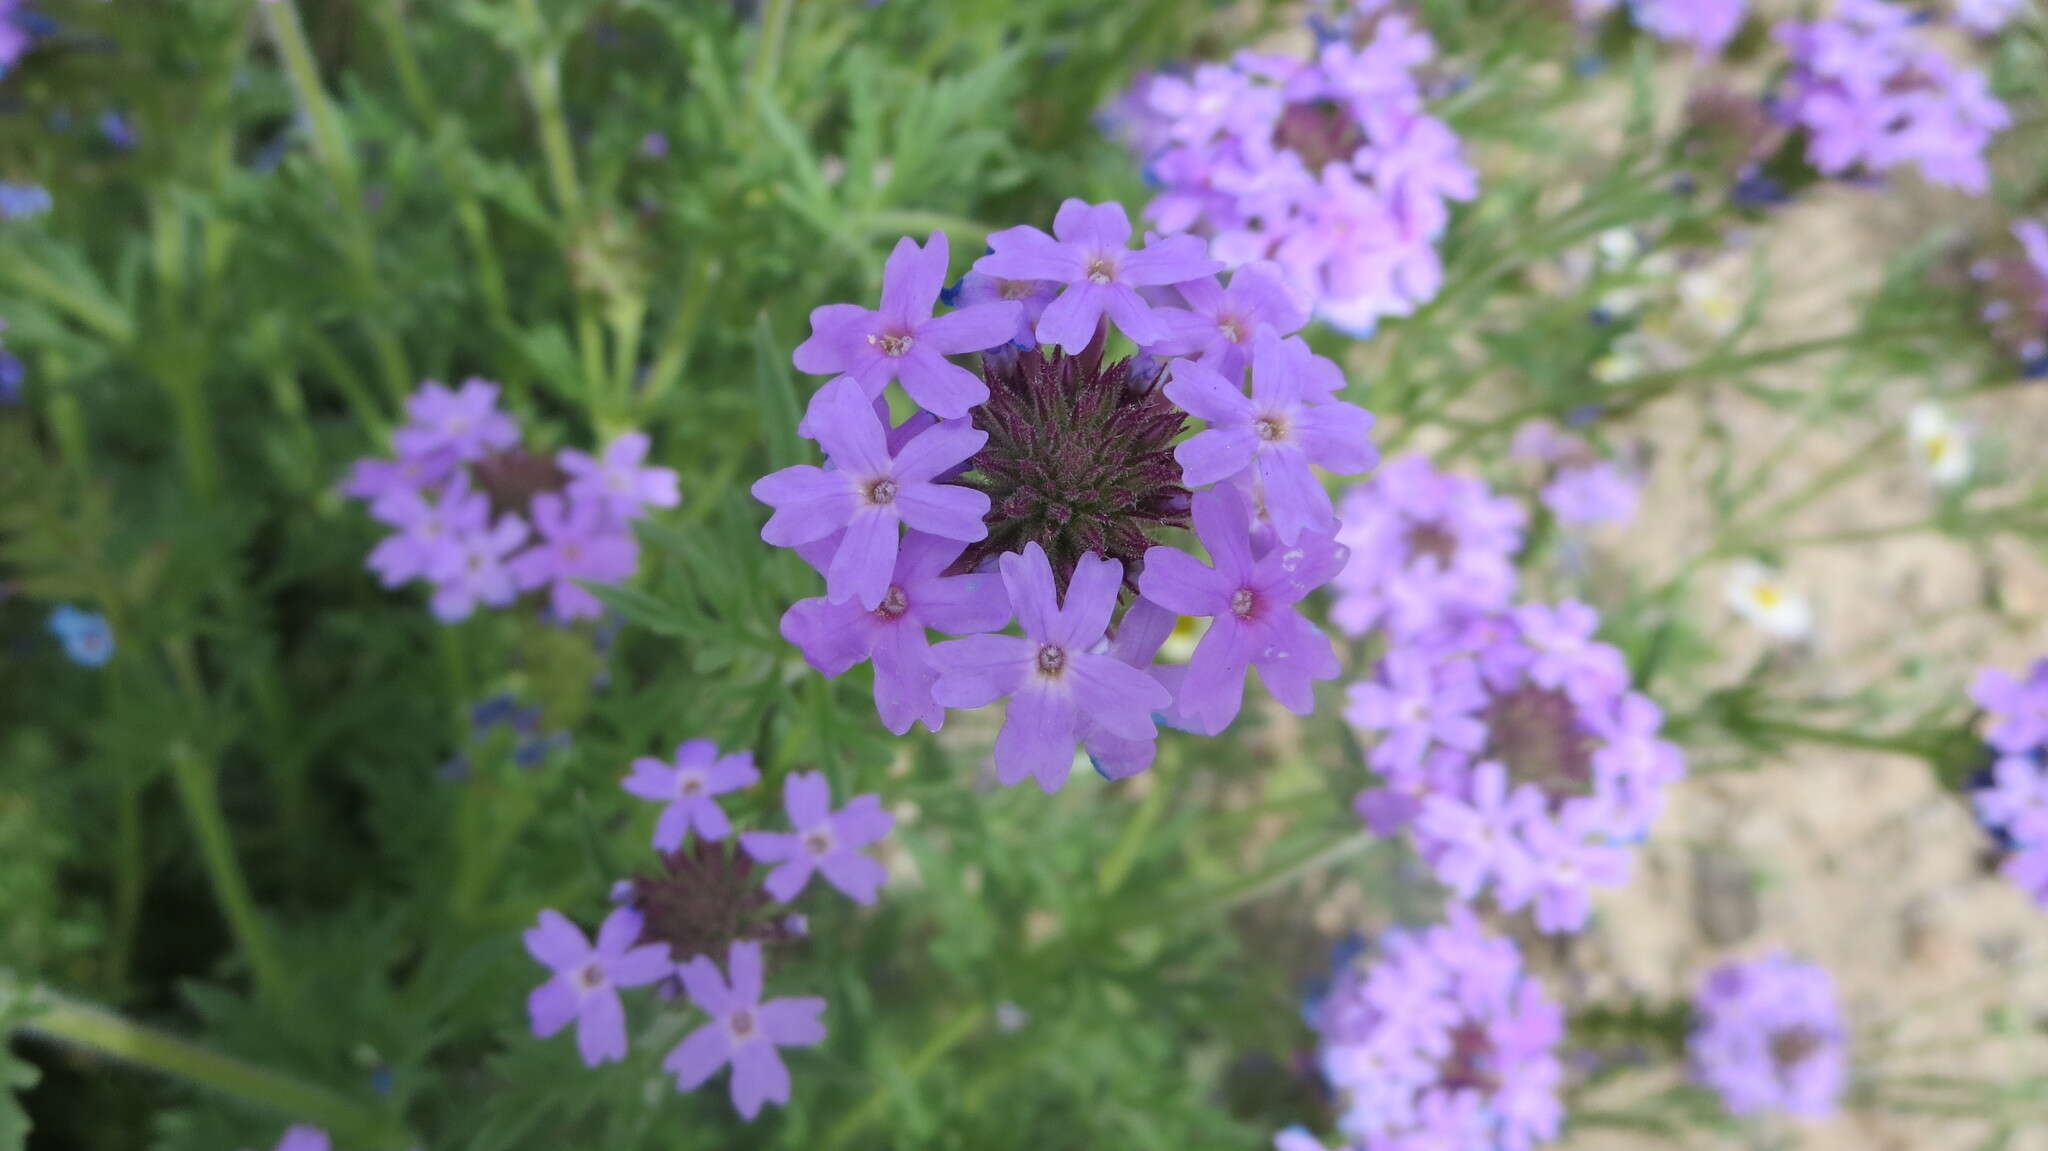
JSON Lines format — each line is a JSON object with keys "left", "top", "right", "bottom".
{"left": 0, "top": 0, "right": 27, "bottom": 72}
{"left": 622, "top": 739, "right": 761, "bottom": 849}
{"left": 1417, "top": 761, "right": 1541, "bottom": 899}
{"left": 1329, "top": 455, "right": 1526, "bottom": 640}
{"left": 929, "top": 543, "right": 1173, "bottom": 792}
{"left": 0, "top": 182, "right": 50, "bottom": 221}
{"left": 1138, "top": 488, "right": 1345, "bottom": 734}
{"left": 524, "top": 907, "right": 673, "bottom": 1067}
{"left": 1344, "top": 647, "right": 1487, "bottom": 773}
{"left": 1542, "top": 460, "right": 1640, "bottom": 525}
{"left": 1497, "top": 803, "right": 1632, "bottom": 933}
{"left": 1166, "top": 330, "right": 1376, "bottom": 544}
{"left": 269, "top": 1127, "right": 329, "bottom": 1151}
{"left": 740, "top": 772, "right": 895, "bottom": 904}
{"left": 429, "top": 513, "right": 530, "bottom": 622}
{"left": 793, "top": 231, "right": 1022, "bottom": 419}
{"left": 1973, "top": 660, "right": 2048, "bottom": 754}
{"left": 1976, "top": 756, "right": 2048, "bottom": 844}
{"left": 393, "top": 378, "right": 519, "bottom": 463}
{"left": 558, "top": 432, "right": 680, "bottom": 521}
{"left": 1149, "top": 261, "right": 1311, "bottom": 381}
{"left": 341, "top": 450, "right": 460, "bottom": 513}
{"left": 1689, "top": 953, "right": 1848, "bottom": 1118}
{"left": 1513, "top": 600, "right": 1628, "bottom": 706}
{"left": 752, "top": 376, "right": 990, "bottom": 610}
{"left": 509, "top": 492, "right": 639, "bottom": 620}
{"left": 975, "top": 199, "right": 1222, "bottom": 351}
{"left": 665, "top": 941, "right": 826, "bottom": 1120}
{"left": 779, "top": 532, "right": 1011, "bottom": 734}
{"left": 365, "top": 473, "right": 486, "bottom": 588}
{"left": 1631, "top": 0, "right": 1748, "bottom": 57}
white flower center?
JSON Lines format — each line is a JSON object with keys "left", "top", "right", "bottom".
{"left": 676, "top": 770, "right": 706, "bottom": 799}
{"left": 1085, "top": 255, "right": 1116, "bottom": 285}
{"left": 870, "top": 331, "right": 916, "bottom": 357}
{"left": 1036, "top": 644, "right": 1068, "bottom": 677}
{"left": 866, "top": 477, "right": 899, "bottom": 506}
{"left": 1254, "top": 414, "right": 1287, "bottom": 442}
{"left": 1229, "top": 587, "right": 1256, "bottom": 619}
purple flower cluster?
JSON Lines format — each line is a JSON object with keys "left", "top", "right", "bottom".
{"left": 527, "top": 742, "right": 890, "bottom": 1119}
{"left": 1775, "top": 0, "right": 2010, "bottom": 194}
{"left": 1114, "top": 7, "right": 1475, "bottom": 332}
{"left": 1345, "top": 601, "right": 1683, "bottom": 933}
{"left": 1971, "top": 660, "right": 2048, "bottom": 906}
{"left": 758, "top": 211, "right": 1378, "bottom": 791}
{"left": 1969, "top": 220, "right": 2048, "bottom": 377}
{"left": 1301, "top": 909, "right": 1564, "bottom": 1151}
{"left": 1329, "top": 455, "right": 1526, "bottom": 641}
{"left": 342, "top": 379, "right": 678, "bottom": 622}
{"left": 1512, "top": 420, "right": 1641, "bottom": 527}
{"left": 1689, "top": 953, "right": 1849, "bottom": 1118}
{"left": 1629, "top": 0, "right": 1748, "bottom": 57}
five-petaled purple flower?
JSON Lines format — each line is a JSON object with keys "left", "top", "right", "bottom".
{"left": 1150, "top": 261, "right": 1311, "bottom": 382}
{"left": 622, "top": 739, "right": 761, "bottom": 849}
{"left": 525, "top": 907, "right": 673, "bottom": 1067}
{"left": 1166, "top": 330, "right": 1376, "bottom": 543}
{"left": 510, "top": 491, "right": 640, "bottom": 620}
{"left": 753, "top": 377, "right": 990, "bottom": 611}
{"left": 1138, "top": 488, "right": 1346, "bottom": 734}
{"left": 930, "top": 544, "right": 1173, "bottom": 792}
{"left": 794, "top": 231, "right": 1022, "bottom": 419}
{"left": 780, "top": 532, "right": 1011, "bottom": 734}
{"left": 666, "top": 940, "right": 827, "bottom": 1120}
{"left": 393, "top": 378, "right": 519, "bottom": 463}
{"left": 975, "top": 199, "right": 1221, "bottom": 351}
{"left": 740, "top": 771, "right": 896, "bottom": 904}
{"left": 559, "top": 431, "right": 682, "bottom": 520}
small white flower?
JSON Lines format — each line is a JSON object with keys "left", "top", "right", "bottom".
{"left": 1676, "top": 266, "right": 1744, "bottom": 340}
{"left": 1724, "top": 560, "right": 1812, "bottom": 641}
{"left": 1906, "top": 402, "right": 1971, "bottom": 487}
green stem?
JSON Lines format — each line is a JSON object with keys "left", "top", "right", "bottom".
{"left": 1097, "top": 769, "right": 1170, "bottom": 896}
{"left": 1741, "top": 717, "right": 1941, "bottom": 758}
{"left": 259, "top": 0, "right": 412, "bottom": 402}
{"left": 167, "top": 744, "right": 291, "bottom": 1008}
{"left": 8, "top": 982, "right": 412, "bottom": 1149}
{"left": 108, "top": 777, "right": 145, "bottom": 991}
{"left": 639, "top": 256, "right": 719, "bottom": 417}
{"left": 823, "top": 1003, "right": 987, "bottom": 1149}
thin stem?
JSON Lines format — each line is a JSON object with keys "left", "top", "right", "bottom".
{"left": 167, "top": 743, "right": 292, "bottom": 1008}
{"left": 823, "top": 1003, "right": 987, "bottom": 1149}
{"left": 108, "top": 776, "right": 145, "bottom": 991}
{"left": 1740, "top": 717, "right": 1942, "bottom": 758}
{"left": 9, "top": 982, "right": 413, "bottom": 1149}
{"left": 259, "top": 0, "right": 412, "bottom": 402}
{"left": 1097, "top": 770, "right": 1170, "bottom": 897}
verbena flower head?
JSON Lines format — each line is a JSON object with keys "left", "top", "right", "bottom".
{"left": 666, "top": 940, "right": 827, "bottom": 1120}
{"left": 1308, "top": 909, "right": 1564, "bottom": 1151}
{"left": 524, "top": 907, "right": 673, "bottom": 1067}
{"left": 623, "top": 739, "right": 761, "bottom": 850}
{"left": 47, "top": 604, "right": 114, "bottom": 667}
{"left": 1115, "top": 11, "right": 1474, "bottom": 328}
{"left": 1329, "top": 455, "right": 1527, "bottom": 641}
{"left": 1346, "top": 602, "right": 1683, "bottom": 933}
{"left": 1630, "top": 0, "right": 1748, "bottom": 57}
{"left": 1689, "top": 953, "right": 1849, "bottom": 1118}
{"left": 1775, "top": 0, "right": 2010, "bottom": 194}
{"left": 344, "top": 379, "right": 676, "bottom": 623}
{"left": 739, "top": 771, "right": 895, "bottom": 904}
{"left": 759, "top": 214, "right": 1374, "bottom": 778}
